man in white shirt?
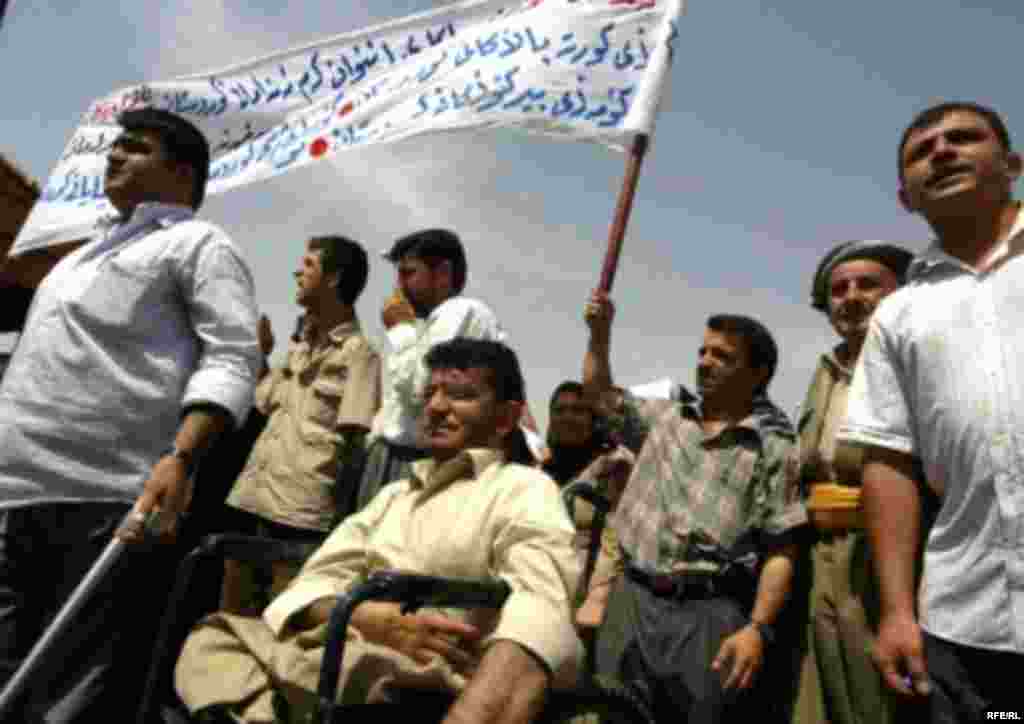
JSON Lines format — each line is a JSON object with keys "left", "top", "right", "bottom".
{"left": 0, "top": 108, "right": 261, "bottom": 722}
{"left": 357, "top": 229, "right": 509, "bottom": 510}
{"left": 841, "top": 101, "right": 1024, "bottom": 720}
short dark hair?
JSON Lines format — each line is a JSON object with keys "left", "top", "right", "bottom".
{"left": 898, "top": 101, "right": 1012, "bottom": 180}
{"left": 424, "top": 338, "right": 525, "bottom": 404}
{"left": 118, "top": 108, "right": 210, "bottom": 208}
{"left": 385, "top": 228, "right": 467, "bottom": 294}
{"left": 308, "top": 235, "right": 369, "bottom": 306}
{"left": 706, "top": 314, "right": 778, "bottom": 395}
{"left": 549, "top": 380, "right": 585, "bottom": 409}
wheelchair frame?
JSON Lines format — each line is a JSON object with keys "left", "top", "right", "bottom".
{"left": 135, "top": 480, "right": 647, "bottom": 724}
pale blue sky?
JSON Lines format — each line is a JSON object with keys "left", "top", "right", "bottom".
{"left": 3, "top": 1, "right": 1022, "bottom": 430}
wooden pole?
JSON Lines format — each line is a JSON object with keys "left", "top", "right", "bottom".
{"left": 597, "top": 133, "right": 650, "bottom": 293}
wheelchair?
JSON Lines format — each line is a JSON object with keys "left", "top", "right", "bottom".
{"left": 135, "top": 480, "right": 650, "bottom": 724}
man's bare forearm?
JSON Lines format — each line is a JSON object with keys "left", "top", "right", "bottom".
{"left": 862, "top": 447, "right": 921, "bottom": 618}
{"left": 749, "top": 544, "right": 796, "bottom": 626}
{"left": 582, "top": 334, "right": 615, "bottom": 414}
{"left": 444, "top": 640, "right": 549, "bottom": 724}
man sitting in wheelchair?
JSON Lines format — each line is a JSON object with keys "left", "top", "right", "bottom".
{"left": 175, "top": 339, "right": 582, "bottom": 724}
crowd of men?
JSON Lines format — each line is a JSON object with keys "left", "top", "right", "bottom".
{"left": 0, "top": 99, "right": 1019, "bottom": 724}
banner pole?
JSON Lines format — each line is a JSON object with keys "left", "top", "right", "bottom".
{"left": 597, "top": 132, "right": 650, "bottom": 294}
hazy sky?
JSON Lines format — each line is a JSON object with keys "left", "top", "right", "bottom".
{"left": 3, "top": 0, "right": 1022, "bottom": 431}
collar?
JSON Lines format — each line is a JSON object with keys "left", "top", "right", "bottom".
{"left": 408, "top": 448, "right": 503, "bottom": 492}
{"left": 301, "top": 317, "right": 362, "bottom": 346}
{"left": 908, "top": 202, "right": 1024, "bottom": 280}
{"left": 821, "top": 346, "right": 854, "bottom": 381}
{"left": 105, "top": 202, "right": 194, "bottom": 230}
{"left": 908, "top": 242, "right": 981, "bottom": 279}
{"left": 426, "top": 295, "right": 462, "bottom": 323}
{"left": 327, "top": 318, "right": 362, "bottom": 343}
{"left": 677, "top": 386, "right": 794, "bottom": 439}
{"left": 83, "top": 203, "right": 194, "bottom": 263}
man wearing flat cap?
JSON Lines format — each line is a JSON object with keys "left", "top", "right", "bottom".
{"left": 789, "top": 240, "right": 916, "bottom": 724}
{"left": 355, "top": 229, "right": 511, "bottom": 512}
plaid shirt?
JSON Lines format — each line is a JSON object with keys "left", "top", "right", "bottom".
{"left": 614, "top": 388, "right": 805, "bottom": 575}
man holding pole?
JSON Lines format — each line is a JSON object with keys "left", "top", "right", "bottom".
{"left": 582, "top": 292, "right": 806, "bottom": 724}
{"left": 0, "top": 108, "right": 261, "bottom": 721}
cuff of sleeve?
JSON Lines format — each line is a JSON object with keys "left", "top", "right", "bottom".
{"left": 183, "top": 364, "right": 256, "bottom": 429}
{"left": 837, "top": 423, "right": 915, "bottom": 455}
{"left": 386, "top": 323, "right": 417, "bottom": 350}
{"left": 263, "top": 573, "right": 355, "bottom": 636}
{"left": 489, "top": 589, "right": 581, "bottom": 678}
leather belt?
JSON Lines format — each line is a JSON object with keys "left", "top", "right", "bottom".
{"left": 627, "top": 565, "right": 722, "bottom": 600}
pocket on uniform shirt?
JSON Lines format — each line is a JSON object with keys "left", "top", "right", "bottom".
{"left": 302, "top": 377, "right": 347, "bottom": 436}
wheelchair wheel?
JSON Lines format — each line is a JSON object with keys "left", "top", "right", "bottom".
{"left": 539, "top": 678, "right": 652, "bottom": 724}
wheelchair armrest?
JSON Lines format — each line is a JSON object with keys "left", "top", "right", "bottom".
{"left": 561, "top": 479, "right": 612, "bottom": 517}
{"left": 315, "top": 571, "right": 511, "bottom": 724}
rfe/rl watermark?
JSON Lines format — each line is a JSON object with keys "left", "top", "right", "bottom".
{"left": 987, "top": 712, "right": 1023, "bottom": 720}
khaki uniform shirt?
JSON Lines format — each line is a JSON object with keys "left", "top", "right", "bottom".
{"left": 228, "top": 319, "right": 380, "bottom": 532}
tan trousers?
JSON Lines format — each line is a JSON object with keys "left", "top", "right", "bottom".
{"left": 174, "top": 613, "right": 467, "bottom": 724}
{"left": 791, "top": 530, "right": 895, "bottom": 724}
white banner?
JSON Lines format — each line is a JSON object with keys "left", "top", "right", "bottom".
{"left": 14, "top": 0, "right": 684, "bottom": 255}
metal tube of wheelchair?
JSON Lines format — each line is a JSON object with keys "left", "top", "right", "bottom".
{"left": 561, "top": 479, "right": 612, "bottom": 515}
{"left": 314, "top": 581, "right": 389, "bottom": 724}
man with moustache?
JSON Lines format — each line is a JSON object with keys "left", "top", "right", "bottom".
{"left": 0, "top": 108, "right": 261, "bottom": 721}
{"left": 174, "top": 339, "right": 581, "bottom": 724}
{"left": 841, "top": 101, "right": 1024, "bottom": 719}
{"left": 790, "top": 240, "right": 914, "bottom": 724}
{"left": 583, "top": 294, "right": 806, "bottom": 724}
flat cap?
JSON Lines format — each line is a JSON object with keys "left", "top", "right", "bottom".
{"left": 811, "top": 240, "right": 915, "bottom": 312}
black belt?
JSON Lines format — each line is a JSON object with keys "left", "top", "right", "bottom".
{"left": 626, "top": 565, "right": 725, "bottom": 601}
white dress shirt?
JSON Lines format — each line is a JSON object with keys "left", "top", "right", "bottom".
{"left": 0, "top": 203, "right": 261, "bottom": 508}
{"left": 842, "top": 211, "right": 1024, "bottom": 653}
